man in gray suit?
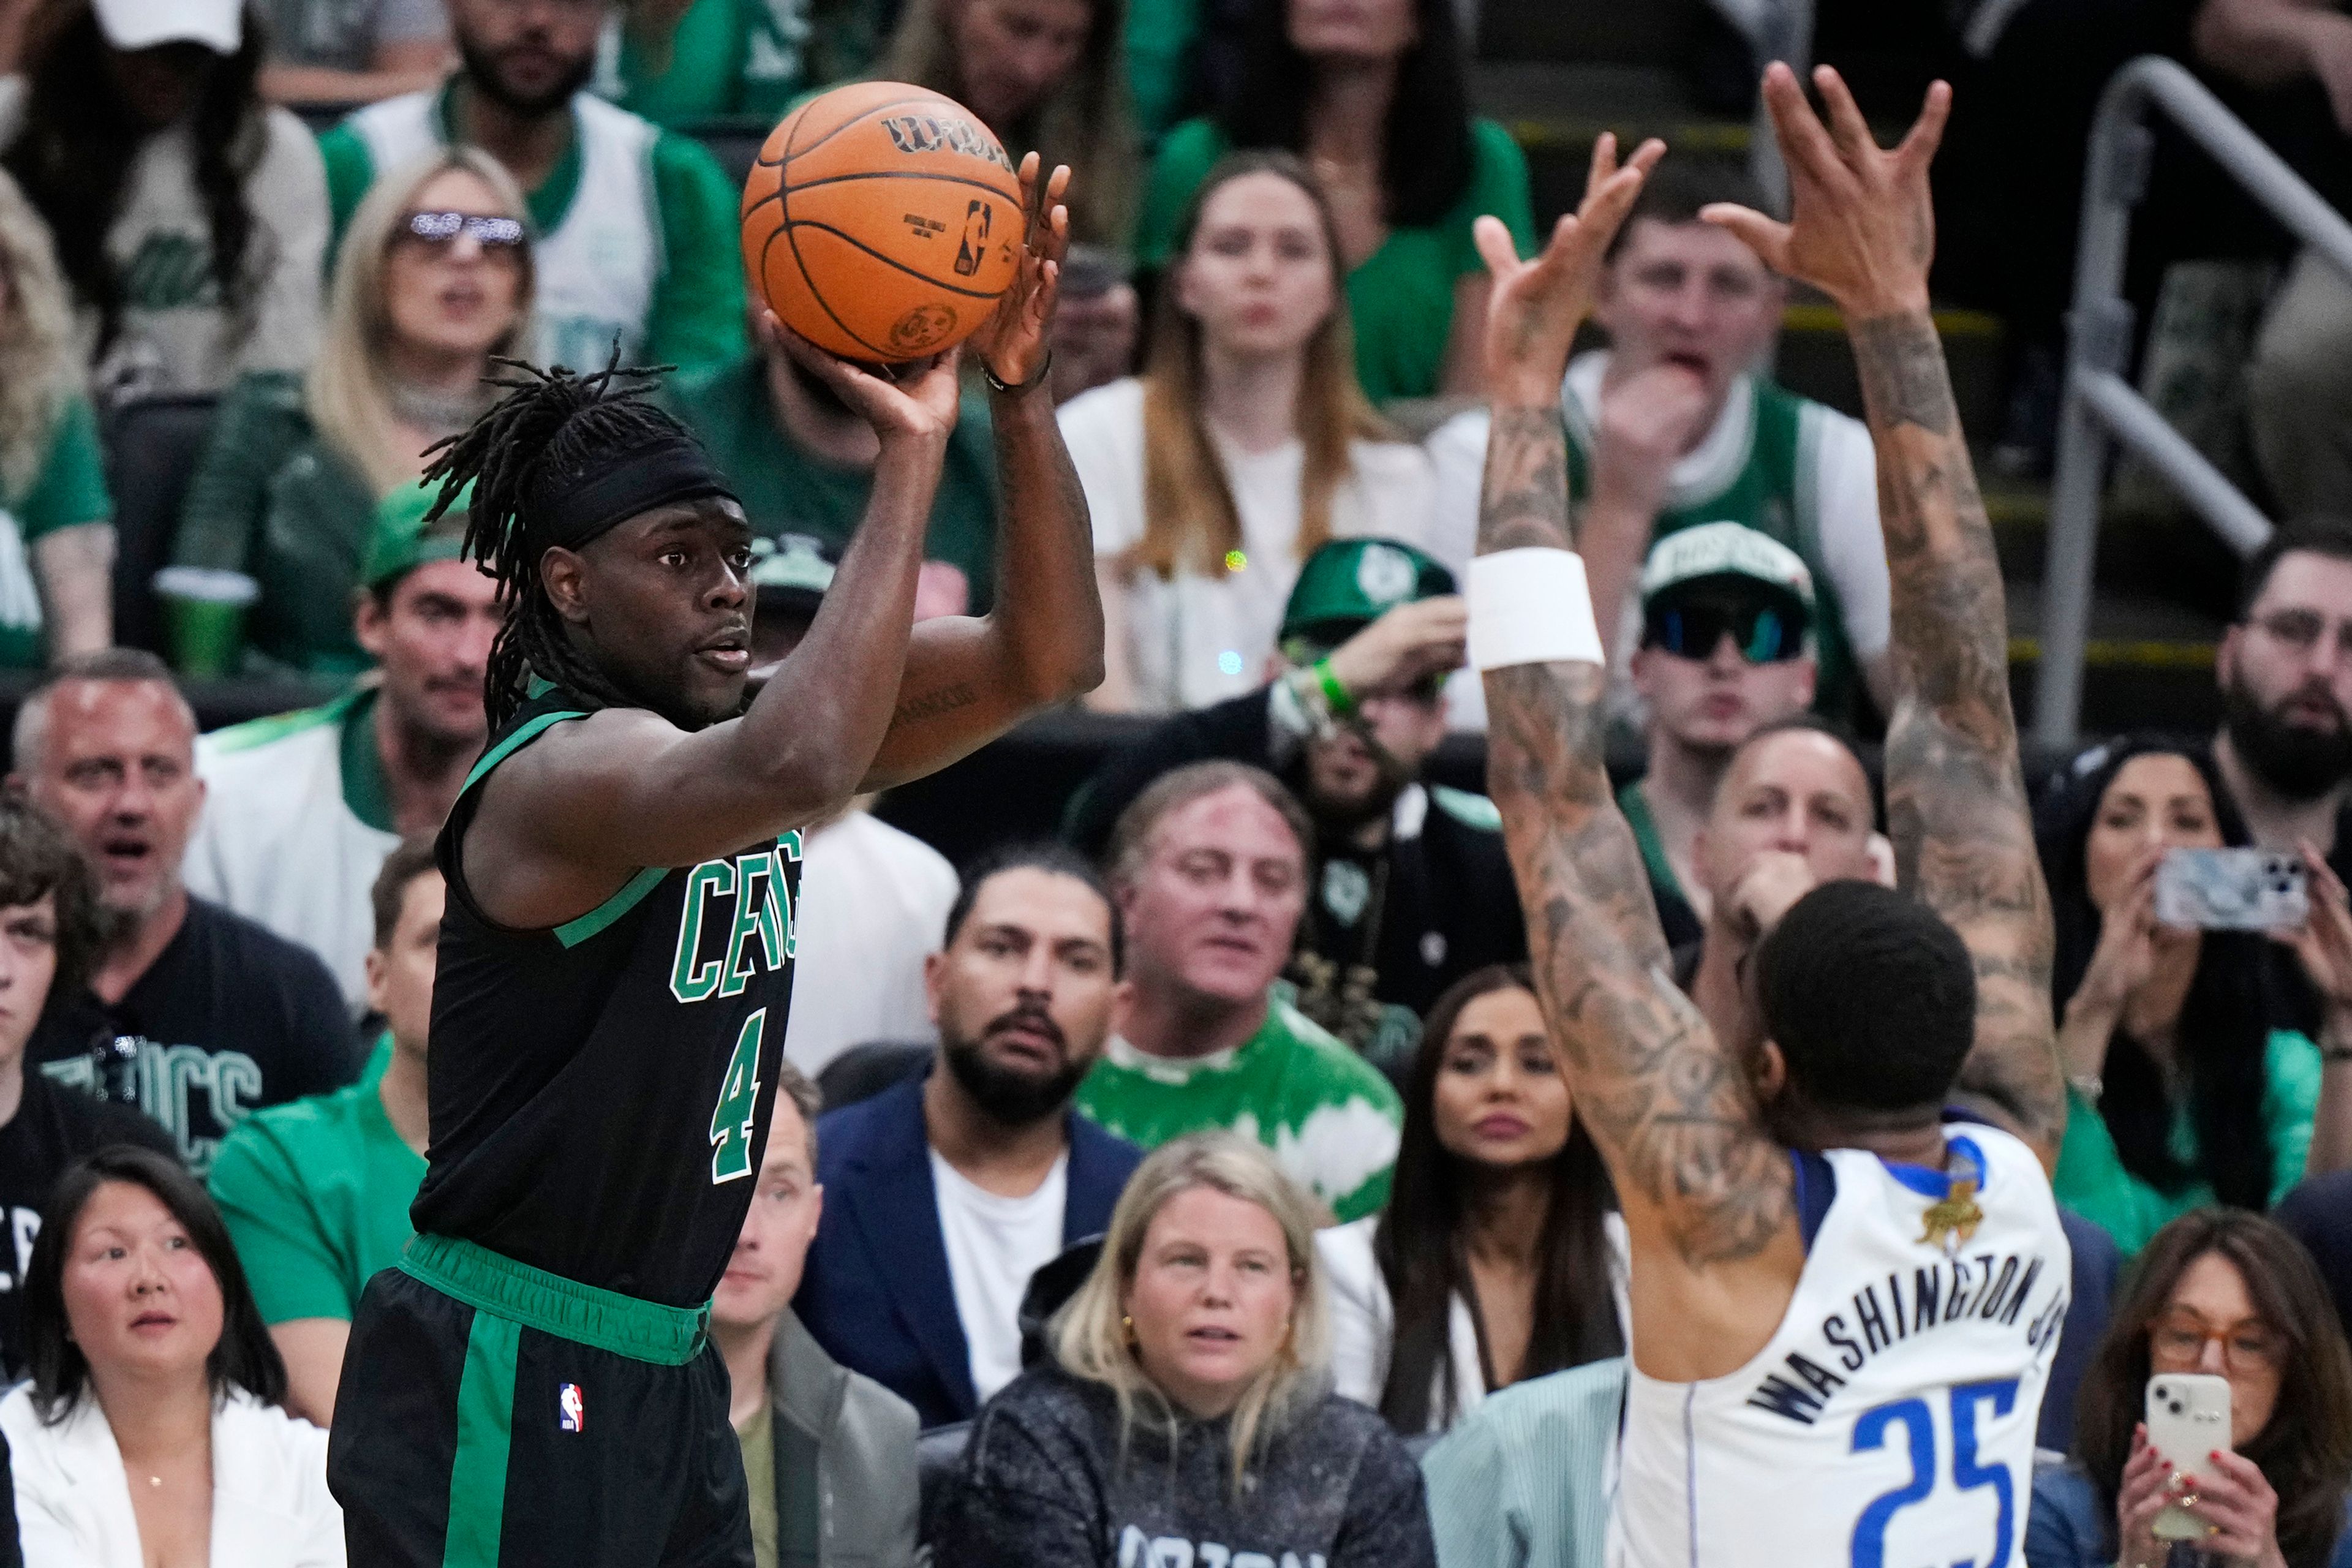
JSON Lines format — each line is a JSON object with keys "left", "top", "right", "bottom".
{"left": 714, "top": 1059, "right": 922, "bottom": 1567}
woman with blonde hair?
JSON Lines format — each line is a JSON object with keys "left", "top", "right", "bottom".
{"left": 1066, "top": 151, "right": 1435, "bottom": 712}
{"left": 0, "top": 165, "right": 112, "bottom": 668}
{"left": 934, "top": 1133, "right": 1436, "bottom": 1566}
{"left": 878, "top": 0, "right": 1136, "bottom": 245}
{"left": 171, "top": 147, "right": 533, "bottom": 676}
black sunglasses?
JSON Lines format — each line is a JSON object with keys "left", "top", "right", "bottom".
{"left": 399, "top": 211, "right": 526, "bottom": 251}
{"left": 1642, "top": 598, "right": 1804, "bottom": 663}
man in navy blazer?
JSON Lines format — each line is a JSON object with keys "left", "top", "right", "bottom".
{"left": 795, "top": 844, "right": 1145, "bottom": 1428}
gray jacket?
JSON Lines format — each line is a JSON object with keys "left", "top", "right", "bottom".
{"left": 768, "top": 1308, "right": 925, "bottom": 1568}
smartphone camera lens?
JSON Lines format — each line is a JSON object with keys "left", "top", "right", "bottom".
{"left": 2169, "top": 1400, "right": 2184, "bottom": 1415}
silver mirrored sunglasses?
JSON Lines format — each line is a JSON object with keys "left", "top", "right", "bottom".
{"left": 401, "top": 211, "right": 526, "bottom": 250}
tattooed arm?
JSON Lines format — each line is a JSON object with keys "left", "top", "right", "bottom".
{"left": 1472, "top": 143, "right": 1803, "bottom": 1351}
{"left": 861, "top": 159, "right": 1107, "bottom": 788}
{"left": 1706, "top": 66, "right": 2065, "bottom": 1168}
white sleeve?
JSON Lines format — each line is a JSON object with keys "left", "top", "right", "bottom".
{"left": 1313, "top": 1219, "right": 1393, "bottom": 1408}
{"left": 1349, "top": 440, "right": 1438, "bottom": 552}
{"left": 1421, "top": 408, "right": 1489, "bottom": 577}
{"left": 1055, "top": 380, "right": 1148, "bottom": 560}
{"left": 1811, "top": 409, "right": 1891, "bottom": 662}
{"left": 237, "top": 111, "right": 329, "bottom": 378}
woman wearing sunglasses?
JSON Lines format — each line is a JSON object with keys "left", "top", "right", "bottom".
{"left": 171, "top": 148, "right": 535, "bottom": 676}
{"left": 2027, "top": 1208, "right": 2352, "bottom": 1568}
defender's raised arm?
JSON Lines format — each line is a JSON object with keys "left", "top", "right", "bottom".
{"left": 1474, "top": 137, "right": 1798, "bottom": 1275}
{"left": 1704, "top": 66, "right": 2065, "bottom": 1166}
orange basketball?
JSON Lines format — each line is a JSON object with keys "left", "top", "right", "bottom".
{"left": 740, "top": 81, "right": 1026, "bottom": 364}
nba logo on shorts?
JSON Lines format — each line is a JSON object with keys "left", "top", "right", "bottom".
{"left": 558, "top": 1383, "right": 586, "bottom": 1433}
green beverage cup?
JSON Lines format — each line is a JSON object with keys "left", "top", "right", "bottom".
{"left": 153, "top": 566, "right": 258, "bottom": 679}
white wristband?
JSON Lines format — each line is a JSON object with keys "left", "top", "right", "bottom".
{"left": 1468, "top": 548, "right": 1605, "bottom": 671}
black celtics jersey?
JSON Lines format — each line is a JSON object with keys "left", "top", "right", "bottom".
{"left": 413, "top": 684, "right": 801, "bottom": 1308}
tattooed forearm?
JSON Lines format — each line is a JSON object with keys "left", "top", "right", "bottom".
{"left": 893, "top": 682, "right": 978, "bottom": 726}
{"left": 1851, "top": 308, "right": 2066, "bottom": 1157}
{"left": 1479, "top": 409, "right": 1575, "bottom": 554}
{"left": 1479, "top": 413, "right": 1792, "bottom": 1266}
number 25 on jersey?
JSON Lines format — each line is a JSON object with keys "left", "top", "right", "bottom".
{"left": 1851, "top": 1378, "right": 2019, "bottom": 1568}
{"left": 708, "top": 1007, "right": 766, "bottom": 1184}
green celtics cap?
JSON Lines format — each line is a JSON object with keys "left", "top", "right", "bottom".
{"left": 363, "top": 478, "right": 473, "bottom": 590}
{"left": 1278, "top": 537, "right": 1457, "bottom": 662}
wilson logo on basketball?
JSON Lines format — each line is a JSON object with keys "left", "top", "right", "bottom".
{"left": 879, "top": 113, "right": 1016, "bottom": 171}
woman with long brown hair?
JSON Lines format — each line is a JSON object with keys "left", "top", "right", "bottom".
{"left": 876, "top": 0, "right": 1135, "bottom": 245}
{"left": 1065, "top": 151, "right": 1435, "bottom": 713}
{"left": 1319, "top": 965, "right": 1624, "bottom": 1433}
{"left": 2028, "top": 1208, "right": 2352, "bottom": 1568}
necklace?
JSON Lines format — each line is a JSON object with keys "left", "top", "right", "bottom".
{"left": 388, "top": 377, "right": 488, "bottom": 439}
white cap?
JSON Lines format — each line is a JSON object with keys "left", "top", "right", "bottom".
{"left": 1638, "top": 521, "right": 1815, "bottom": 612}
{"left": 91, "top": 0, "right": 243, "bottom": 55}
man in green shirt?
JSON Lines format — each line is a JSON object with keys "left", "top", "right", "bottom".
{"left": 666, "top": 328, "right": 1000, "bottom": 609}
{"left": 1615, "top": 524, "right": 1823, "bottom": 951}
{"left": 316, "top": 0, "right": 748, "bottom": 374}
{"left": 1566, "top": 160, "right": 1894, "bottom": 726}
{"left": 1074, "top": 759, "right": 1403, "bottom": 1222}
{"left": 593, "top": 0, "right": 884, "bottom": 127}
{"left": 209, "top": 837, "right": 441, "bottom": 1425}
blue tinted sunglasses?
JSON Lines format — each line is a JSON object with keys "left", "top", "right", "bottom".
{"left": 1642, "top": 599, "right": 1803, "bottom": 663}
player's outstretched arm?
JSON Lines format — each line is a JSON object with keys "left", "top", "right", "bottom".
{"left": 859, "top": 156, "right": 1107, "bottom": 788}
{"left": 1705, "top": 66, "right": 2065, "bottom": 1168}
{"left": 1476, "top": 138, "right": 1797, "bottom": 1276}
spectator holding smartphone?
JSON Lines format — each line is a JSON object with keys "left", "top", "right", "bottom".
{"left": 2027, "top": 1208, "right": 2352, "bottom": 1568}
{"left": 2038, "top": 737, "right": 2352, "bottom": 1256}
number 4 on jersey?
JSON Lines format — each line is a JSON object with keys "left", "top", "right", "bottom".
{"left": 708, "top": 1008, "right": 766, "bottom": 1184}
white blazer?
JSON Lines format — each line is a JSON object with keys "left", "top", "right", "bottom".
{"left": 1316, "top": 1212, "right": 1634, "bottom": 1434}
{"left": 0, "top": 1383, "right": 344, "bottom": 1568}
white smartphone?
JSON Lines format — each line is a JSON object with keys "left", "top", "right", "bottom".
{"left": 2146, "top": 1373, "right": 2232, "bottom": 1541}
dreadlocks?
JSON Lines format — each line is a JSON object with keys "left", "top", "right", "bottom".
{"left": 421, "top": 354, "right": 711, "bottom": 728}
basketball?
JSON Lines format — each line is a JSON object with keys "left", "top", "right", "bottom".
{"left": 740, "top": 81, "right": 1027, "bottom": 364}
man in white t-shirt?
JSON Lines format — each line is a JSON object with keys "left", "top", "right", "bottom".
{"left": 183, "top": 492, "right": 499, "bottom": 1006}
{"left": 794, "top": 844, "right": 1145, "bottom": 1428}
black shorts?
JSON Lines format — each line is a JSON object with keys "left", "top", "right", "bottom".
{"left": 328, "top": 1236, "right": 752, "bottom": 1568}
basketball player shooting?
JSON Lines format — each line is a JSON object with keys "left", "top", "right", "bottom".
{"left": 1466, "top": 70, "right": 2072, "bottom": 1566}
{"left": 325, "top": 159, "right": 1099, "bottom": 1568}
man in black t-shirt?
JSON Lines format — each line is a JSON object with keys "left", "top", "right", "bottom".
{"left": 10, "top": 651, "right": 356, "bottom": 1176}
{"left": 0, "top": 794, "right": 175, "bottom": 1376}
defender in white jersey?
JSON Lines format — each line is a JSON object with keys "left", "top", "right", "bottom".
{"left": 1463, "top": 65, "right": 2071, "bottom": 1568}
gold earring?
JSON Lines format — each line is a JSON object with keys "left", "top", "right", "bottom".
{"left": 1122, "top": 1314, "right": 1136, "bottom": 1348}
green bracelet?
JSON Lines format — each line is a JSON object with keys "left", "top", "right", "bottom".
{"left": 1314, "top": 658, "right": 1356, "bottom": 718}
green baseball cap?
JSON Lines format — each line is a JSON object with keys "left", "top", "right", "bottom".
{"left": 363, "top": 479, "right": 472, "bottom": 591}
{"left": 1278, "top": 537, "right": 1457, "bottom": 661}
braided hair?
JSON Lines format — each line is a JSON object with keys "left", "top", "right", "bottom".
{"left": 422, "top": 354, "right": 695, "bottom": 728}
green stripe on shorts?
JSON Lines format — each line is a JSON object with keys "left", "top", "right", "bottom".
{"left": 442, "top": 1306, "right": 521, "bottom": 1568}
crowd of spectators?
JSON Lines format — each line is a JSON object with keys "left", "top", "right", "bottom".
{"left": 0, "top": 0, "right": 2337, "bottom": 1565}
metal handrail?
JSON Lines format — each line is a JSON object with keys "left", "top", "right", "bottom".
{"left": 2032, "top": 55, "right": 2352, "bottom": 747}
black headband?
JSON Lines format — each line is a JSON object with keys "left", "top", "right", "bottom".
{"left": 540, "top": 437, "right": 739, "bottom": 549}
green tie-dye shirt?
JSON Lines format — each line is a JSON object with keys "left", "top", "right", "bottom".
{"left": 1076, "top": 998, "right": 1403, "bottom": 1222}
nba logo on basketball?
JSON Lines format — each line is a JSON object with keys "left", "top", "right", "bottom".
{"left": 558, "top": 1384, "right": 585, "bottom": 1433}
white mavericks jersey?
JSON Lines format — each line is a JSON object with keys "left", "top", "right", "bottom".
{"left": 345, "top": 89, "right": 663, "bottom": 370}
{"left": 183, "top": 691, "right": 399, "bottom": 1010}
{"left": 1610, "top": 1125, "right": 2071, "bottom": 1568}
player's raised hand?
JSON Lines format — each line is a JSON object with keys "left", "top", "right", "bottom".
{"left": 967, "top": 154, "right": 1071, "bottom": 390}
{"left": 763, "top": 310, "right": 960, "bottom": 445}
{"left": 1702, "top": 63, "right": 1949, "bottom": 320}
{"left": 1475, "top": 132, "right": 1664, "bottom": 405}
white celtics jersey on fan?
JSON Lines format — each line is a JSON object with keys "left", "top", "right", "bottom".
{"left": 1610, "top": 1125, "right": 2071, "bottom": 1568}
{"left": 345, "top": 89, "right": 662, "bottom": 369}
